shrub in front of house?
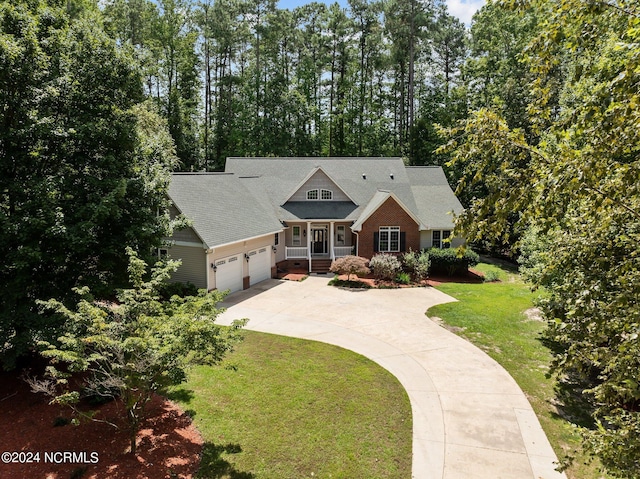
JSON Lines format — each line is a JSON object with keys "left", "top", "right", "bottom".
{"left": 158, "top": 281, "right": 199, "bottom": 300}
{"left": 395, "top": 272, "right": 411, "bottom": 284}
{"left": 369, "top": 253, "right": 402, "bottom": 281}
{"left": 428, "top": 247, "right": 479, "bottom": 277}
{"left": 401, "top": 249, "right": 430, "bottom": 281}
{"left": 329, "top": 255, "right": 371, "bottom": 281}
{"left": 328, "top": 277, "right": 372, "bottom": 289}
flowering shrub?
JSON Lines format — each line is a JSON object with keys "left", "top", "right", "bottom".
{"left": 369, "top": 253, "right": 401, "bottom": 281}
{"left": 329, "top": 255, "right": 370, "bottom": 281}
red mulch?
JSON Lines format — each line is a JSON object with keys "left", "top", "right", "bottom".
{"left": 278, "top": 268, "right": 485, "bottom": 287}
{"left": 0, "top": 369, "right": 202, "bottom": 479}
{"left": 335, "top": 269, "right": 485, "bottom": 288}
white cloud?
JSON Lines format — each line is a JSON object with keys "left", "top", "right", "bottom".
{"left": 445, "top": 0, "right": 485, "bottom": 26}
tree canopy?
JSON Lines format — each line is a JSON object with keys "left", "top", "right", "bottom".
{"left": 0, "top": 0, "right": 177, "bottom": 367}
{"left": 31, "top": 249, "right": 246, "bottom": 454}
{"left": 440, "top": 1, "right": 640, "bottom": 476}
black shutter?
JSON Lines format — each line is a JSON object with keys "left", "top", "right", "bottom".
{"left": 400, "top": 232, "right": 406, "bottom": 252}
{"left": 373, "top": 232, "right": 379, "bottom": 253}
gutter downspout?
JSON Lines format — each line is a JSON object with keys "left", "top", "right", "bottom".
{"left": 354, "top": 230, "right": 360, "bottom": 258}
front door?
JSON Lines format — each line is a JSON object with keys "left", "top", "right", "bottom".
{"left": 311, "top": 228, "right": 327, "bottom": 254}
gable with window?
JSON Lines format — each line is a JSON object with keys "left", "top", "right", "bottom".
{"left": 374, "top": 226, "right": 405, "bottom": 253}
{"left": 306, "top": 188, "right": 333, "bottom": 200}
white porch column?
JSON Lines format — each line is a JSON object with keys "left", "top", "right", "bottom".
{"left": 307, "top": 221, "right": 312, "bottom": 272}
{"left": 330, "top": 222, "right": 335, "bottom": 260}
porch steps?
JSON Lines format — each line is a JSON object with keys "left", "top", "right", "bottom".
{"left": 310, "top": 259, "right": 333, "bottom": 273}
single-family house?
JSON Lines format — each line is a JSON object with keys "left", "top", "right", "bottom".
{"left": 164, "top": 157, "right": 464, "bottom": 293}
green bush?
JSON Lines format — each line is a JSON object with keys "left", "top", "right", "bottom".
{"left": 428, "top": 247, "right": 479, "bottom": 277}
{"left": 483, "top": 270, "right": 501, "bottom": 282}
{"left": 401, "top": 249, "right": 430, "bottom": 280}
{"left": 157, "top": 281, "right": 199, "bottom": 300}
{"left": 395, "top": 272, "right": 411, "bottom": 284}
{"left": 369, "top": 254, "right": 401, "bottom": 280}
{"left": 328, "top": 277, "right": 372, "bottom": 289}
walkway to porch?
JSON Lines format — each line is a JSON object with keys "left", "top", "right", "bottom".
{"left": 284, "top": 246, "right": 355, "bottom": 273}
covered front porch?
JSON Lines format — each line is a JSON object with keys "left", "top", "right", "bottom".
{"left": 283, "top": 221, "right": 355, "bottom": 272}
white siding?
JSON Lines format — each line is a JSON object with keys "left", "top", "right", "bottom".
{"left": 420, "top": 230, "right": 464, "bottom": 250}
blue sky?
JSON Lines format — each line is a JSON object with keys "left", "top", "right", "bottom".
{"left": 275, "top": 0, "right": 485, "bottom": 26}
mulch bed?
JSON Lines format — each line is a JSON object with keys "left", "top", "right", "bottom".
{"left": 0, "top": 368, "right": 202, "bottom": 479}
{"left": 335, "top": 269, "right": 485, "bottom": 288}
{"left": 278, "top": 268, "right": 485, "bottom": 287}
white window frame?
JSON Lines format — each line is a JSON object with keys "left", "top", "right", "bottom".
{"left": 432, "top": 230, "right": 452, "bottom": 249}
{"left": 306, "top": 189, "right": 319, "bottom": 200}
{"left": 379, "top": 226, "right": 400, "bottom": 252}
{"left": 292, "top": 226, "right": 301, "bottom": 245}
{"left": 442, "top": 230, "right": 452, "bottom": 248}
{"left": 336, "top": 225, "right": 345, "bottom": 245}
{"left": 321, "top": 189, "right": 333, "bottom": 200}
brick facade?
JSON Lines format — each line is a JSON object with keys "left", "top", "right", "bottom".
{"left": 358, "top": 197, "right": 420, "bottom": 259}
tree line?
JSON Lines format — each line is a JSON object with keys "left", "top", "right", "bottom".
{"left": 2, "top": 0, "right": 639, "bottom": 476}
{"left": 101, "top": 0, "right": 468, "bottom": 170}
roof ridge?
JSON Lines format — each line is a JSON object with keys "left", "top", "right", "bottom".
{"left": 172, "top": 172, "right": 234, "bottom": 176}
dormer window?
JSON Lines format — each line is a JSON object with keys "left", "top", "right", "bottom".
{"left": 306, "top": 189, "right": 333, "bottom": 200}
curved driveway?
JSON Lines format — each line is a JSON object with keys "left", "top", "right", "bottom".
{"left": 217, "top": 276, "right": 566, "bottom": 479}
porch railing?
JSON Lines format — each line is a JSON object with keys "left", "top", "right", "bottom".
{"left": 285, "top": 246, "right": 354, "bottom": 260}
{"left": 333, "top": 246, "right": 355, "bottom": 258}
{"left": 285, "top": 246, "right": 308, "bottom": 259}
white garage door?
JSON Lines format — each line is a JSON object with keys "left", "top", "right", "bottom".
{"left": 214, "top": 255, "right": 243, "bottom": 293}
{"left": 249, "top": 247, "right": 271, "bottom": 286}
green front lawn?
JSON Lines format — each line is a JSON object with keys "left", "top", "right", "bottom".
{"left": 171, "top": 331, "right": 412, "bottom": 479}
{"left": 428, "top": 262, "right": 609, "bottom": 479}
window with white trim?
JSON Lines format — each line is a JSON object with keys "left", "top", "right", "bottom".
{"left": 306, "top": 189, "right": 319, "bottom": 200}
{"left": 432, "top": 230, "right": 452, "bottom": 249}
{"left": 274, "top": 232, "right": 279, "bottom": 245}
{"left": 321, "top": 189, "right": 333, "bottom": 200}
{"left": 379, "top": 226, "right": 400, "bottom": 252}
{"left": 336, "top": 225, "right": 345, "bottom": 245}
{"left": 292, "top": 226, "right": 301, "bottom": 245}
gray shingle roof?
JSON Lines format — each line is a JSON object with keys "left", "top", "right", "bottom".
{"left": 168, "top": 173, "right": 283, "bottom": 249}
{"left": 406, "top": 166, "right": 463, "bottom": 229}
{"left": 225, "top": 157, "right": 419, "bottom": 221}
{"left": 168, "top": 159, "right": 463, "bottom": 248}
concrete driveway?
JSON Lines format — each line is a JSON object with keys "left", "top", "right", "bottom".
{"left": 217, "top": 276, "right": 566, "bottom": 479}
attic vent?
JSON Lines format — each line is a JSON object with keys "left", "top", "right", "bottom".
{"left": 362, "top": 173, "right": 367, "bottom": 179}
{"left": 390, "top": 173, "right": 394, "bottom": 180}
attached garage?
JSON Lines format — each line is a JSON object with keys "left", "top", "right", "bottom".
{"left": 249, "top": 247, "right": 271, "bottom": 286}
{"left": 214, "top": 254, "right": 243, "bottom": 293}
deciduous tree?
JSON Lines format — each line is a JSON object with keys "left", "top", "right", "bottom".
{"left": 31, "top": 249, "right": 246, "bottom": 454}
{"left": 439, "top": 1, "right": 640, "bottom": 475}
